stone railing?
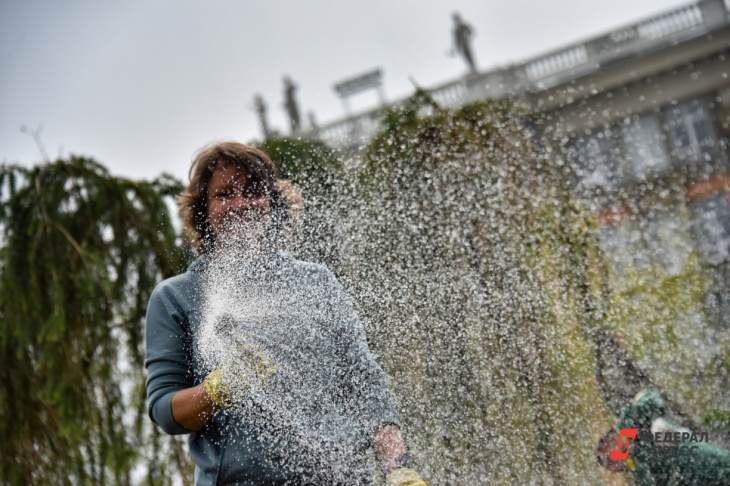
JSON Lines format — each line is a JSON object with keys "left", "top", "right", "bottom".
{"left": 306, "top": 0, "right": 729, "bottom": 149}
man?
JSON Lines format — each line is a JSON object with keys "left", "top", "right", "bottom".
{"left": 144, "top": 141, "right": 427, "bottom": 485}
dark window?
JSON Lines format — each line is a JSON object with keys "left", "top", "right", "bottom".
{"left": 663, "top": 99, "right": 725, "bottom": 177}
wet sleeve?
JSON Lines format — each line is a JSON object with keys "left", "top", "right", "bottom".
{"left": 144, "top": 282, "right": 193, "bottom": 435}
{"left": 327, "top": 271, "right": 402, "bottom": 438}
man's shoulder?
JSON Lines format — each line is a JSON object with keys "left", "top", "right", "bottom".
{"left": 148, "top": 267, "right": 197, "bottom": 309}
{"left": 153, "top": 271, "right": 192, "bottom": 292}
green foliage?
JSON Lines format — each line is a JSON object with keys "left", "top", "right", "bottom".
{"left": 259, "top": 137, "right": 347, "bottom": 267}
{"left": 342, "top": 91, "right": 618, "bottom": 483}
{"left": 260, "top": 137, "right": 342, "bottom": 191}
{"left": 362, "top": 94, "right": 520, "bottom": 185}
{"left": 0, "top": 157, "right": 193, "bottom": 484}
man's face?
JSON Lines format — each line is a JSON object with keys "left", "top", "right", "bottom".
{"left": 206, "top": 162, "right": 272, "bottom": 242}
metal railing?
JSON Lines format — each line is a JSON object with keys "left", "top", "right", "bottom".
{"left": 305, "top": 0, "right": 728, "bottom": 149}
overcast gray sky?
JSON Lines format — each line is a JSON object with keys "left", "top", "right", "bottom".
{"left": 1, "top": 0, "right": 687, "bottom": 181}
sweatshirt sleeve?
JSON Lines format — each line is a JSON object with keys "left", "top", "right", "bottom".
{"left": 326, "top": 270, "right": 401, "bottom": 440}
{"left": 144, "top": 281, "right": 194, "bottom": 435}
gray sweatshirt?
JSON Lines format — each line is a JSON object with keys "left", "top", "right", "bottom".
{"left": 144, "top": 251, "right": 401, "bottom": 485}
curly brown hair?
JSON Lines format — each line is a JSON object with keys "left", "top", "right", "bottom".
{"left": 176, "top": 141, "right": 302, "bottom": 253}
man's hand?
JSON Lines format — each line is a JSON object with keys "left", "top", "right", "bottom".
{"left": 172, "top": 341, "right": 277, "bottom": 431}
{"left": 202, "top": 368, "right": 232, "bottom": 409}
{"left": 385, "top": 468, "right": 428, "bottom": 486}
{"left": 374, "top": 424, "right": 427, "bottom": 485}
{"left": 206, "top": 341, "right": 278, "bottom": 408}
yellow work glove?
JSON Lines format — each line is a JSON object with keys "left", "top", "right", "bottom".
{"left": 203, "top": 368, "right": 232, "bottom": 409}
{"left": 203, "top": 341, "right": 278, "bottom": 409}
{"left": 385, "top": 467, "right": 428, "bottom": 486}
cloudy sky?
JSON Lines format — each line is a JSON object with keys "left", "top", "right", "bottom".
{"left": 1, "top": 0, "right": 686, "bottom": 181}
